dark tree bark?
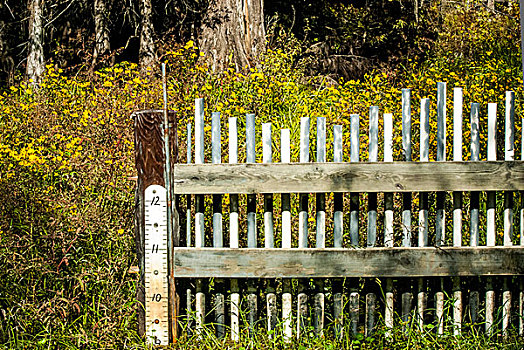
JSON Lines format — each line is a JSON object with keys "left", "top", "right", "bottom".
{"left": 199, "top": 0, "right": 265, "bottom": 71}
{"left": 93, "top": 0, "right": 110, "bottom": 64}
{"left": 27, "top": 0, "right": 45, "bottom": 86}
{"left": 139, "top": 0, "right": 155, "bottom": 69}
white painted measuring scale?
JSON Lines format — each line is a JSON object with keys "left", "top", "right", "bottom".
{"left": 144, "top": 184, "right": 169, "bottom": 345}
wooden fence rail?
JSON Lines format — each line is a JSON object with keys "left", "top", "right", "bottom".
{"left": 134, "top": 84, "right": 524, "bottom": 345}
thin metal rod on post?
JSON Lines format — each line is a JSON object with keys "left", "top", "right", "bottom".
{"left": 162, "top": 63, "right": 177, "bottom": 341}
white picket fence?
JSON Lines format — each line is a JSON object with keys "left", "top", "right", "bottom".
{"left": 134, "top": 83, "right": 524, "bottom": 344}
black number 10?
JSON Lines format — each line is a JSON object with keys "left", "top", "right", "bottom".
{"left": 151, "top": 293, "right": 162, "bottom": 302}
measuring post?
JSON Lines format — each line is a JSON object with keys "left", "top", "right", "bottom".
{"left": 144, "top": 185, "right": 169, "bottom": 344}
{"left": 134, "top": 108, "right": 178, "bottom": 346}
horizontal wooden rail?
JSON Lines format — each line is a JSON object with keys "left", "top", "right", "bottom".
{"left": 171, "top": 161, "right": 524, "bottom": 194}
{"left": 173, "top": 247, "right": 524, "bottom": 278}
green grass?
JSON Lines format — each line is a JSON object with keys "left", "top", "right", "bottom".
{"left": 168, "top": 318, "right": 524, "bottom": 350}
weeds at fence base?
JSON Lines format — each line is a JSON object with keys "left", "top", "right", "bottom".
{"left": 169, "top": 313, "right": 524, "bottom": 350}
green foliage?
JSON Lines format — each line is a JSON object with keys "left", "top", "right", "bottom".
{"left": 0, "top": 3, "right": 523, "bottom": 347}
{"left": 266, "top": 0, "right": 437, "bottom": 79}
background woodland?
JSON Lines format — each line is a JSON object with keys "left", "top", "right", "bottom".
{"left": 0, "top": 0, "right": 523, "bottom": 348}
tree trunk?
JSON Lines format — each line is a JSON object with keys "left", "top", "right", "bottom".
{"left": 139, "top": 0, "right": 155, "bottom": 69}
{"left": 199, "top": 0, "right": 265, "bottom": 72}
{"left": 93, "top": 0, "right": 110, "bottom": 64}
{"left": 27, "top": 0, "right": 44, "bottom": 86}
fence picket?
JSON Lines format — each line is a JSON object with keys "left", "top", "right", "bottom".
{"left": 401, "top": 91, "right": 413, "bottom": 333}
{"left": 350, "top": 114, "right": 360, "bottom": 247}
{"left": 502, "top": 91, "right": 515, "bottom": 338}
{"left": 185, "top": 123, "right": 193, "bottom": 333}
{"left": 451, "top": 95, "right": 463, "bottom": 335}
{"left": 333, "top": 125, "right": 344, "bottom": 248}
{"left": 194, "top": 98, "right": 206, "bottom": 336}
{"left": 263, "top": 123, "right": 275, "bottom": 249}
{"left": 314, "top": 117, "right": 326, "bottom": 336}
{"left": 470, "top": 103, "right": 481, "bottom": 247}
{"left": 436, "top": 82, "right": 447, "bottom": 247}
{"left": 383, "top": 113, "right": 394, "bottom": 337}
{"left": 487, "top": 103, "right": 497, "bottom": 247}
{"left": 245, "top": 113, "right": 258, "bottom": 336}
{"left": 349, "top": 113, "right": 360, "bottom": 337}
{"left": 452, "top": 87, "right": 463, "bottom": 336}
{"left": 453, "top": 88, "right": 463, "bottom": 248}
{"left": 384, "top": 113, "right": 394, "bottom": 248}
{"left": 485, "top": 103, "right": 498, "bottom": 337}
{"left": 281, "top": 129, "right": 292, "bottom": 250}
{"left": 297, "top": 117, "right": 310, "bottom": 338}
{"left": 316, "top": 117, "right": 327, "bottom": 248}
{"left": 419, "top": 98, "right": 430, "bottom": 247}
{"left": 281, "top": 128, "right": 293, "bottom": 342}
{"left": 229, "top": 117, "right": 239, "bottom": 248}
{"left": 298, "top": 117, "right": 310, "bottom": 248}
{"left": 435, "top": 82, "right": 447, "bottom": 335}
{"left": 418, "top": 100, "right": 429, "bottom": 332}
{"left": 368, "top": 107, "right": 379, "bottom": 247}
{"left": 262, "top": 123, "right": 278, "bottom": 336}
{"left": 401, "top": 89, "right": 412, "bottom": 248}
{"left": 211, "top": 112, "right": 225, "bottom": 338}
{"left": 228, "top": 117, "right": 240, "bottom": 342}
{"left": 333, "top": 124, "right": 344, "bottom": 339}
{"left": 468, "top": 103, "right": 481, "bottom": 328}
{"left": 366, "top": 107, "right": 378, "bottom": 336}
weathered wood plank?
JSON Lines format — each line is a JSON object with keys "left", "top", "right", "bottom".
{"left": 171, "top": 161, "right": 524, "bottom": 194}
{"left": 134, "top": 109, "right": 174, "bottom": 338}
{"left": 172, "top": 247, "right": 524, "bottom": 278}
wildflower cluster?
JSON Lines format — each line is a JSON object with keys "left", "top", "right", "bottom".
{"left": 0, "top": 7, "right": 522, "bottom": 345}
